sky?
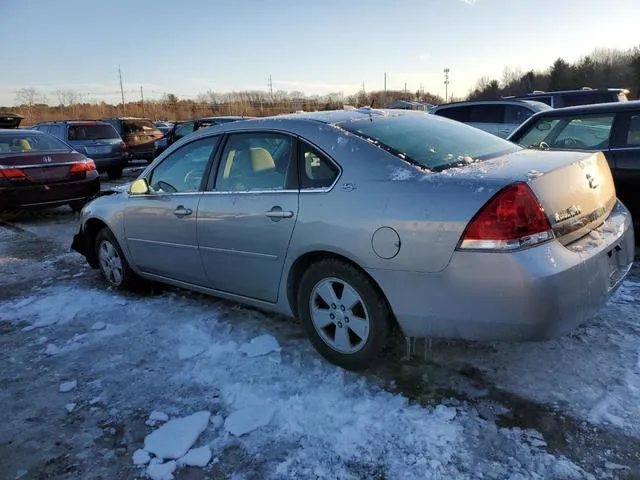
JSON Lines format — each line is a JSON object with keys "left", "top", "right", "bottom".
{"left": 1, "top": 0, "right": 639, "bottom": 106}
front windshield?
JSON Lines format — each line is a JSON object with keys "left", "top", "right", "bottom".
{"left": 338, "top": 114, "right": 521, "bottom": 171}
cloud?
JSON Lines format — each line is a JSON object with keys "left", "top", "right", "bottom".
{"left": 460, "top": 0, "right": 477, "bottom": 4}
{"left": 419, "top": 53, "right": 431, "bottom": 61}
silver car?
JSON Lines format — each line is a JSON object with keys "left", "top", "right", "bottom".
{"left": 71, "top": 109, "right": 634, "bottom": 370}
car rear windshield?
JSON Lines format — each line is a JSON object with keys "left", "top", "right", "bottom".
{"left": 68, "top": 123, "right": 119, "bottom": 140}
{"left": 338, "top": 114, "right": 521, "bottom": 171}
{"left": 0, "top": 133, "right": 70, "bottom": 154}
{"left": 123, "top": 119, "right": 161, "bottom": 134}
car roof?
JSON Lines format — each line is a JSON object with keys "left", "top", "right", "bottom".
{"left": 432, "top": 99, "right": 549, "bottom": 109}
{"left": 198, "top": 115, "right": 252, "bottom": 121}
{"left": 0, "top": 128, "right": 45, "bottom": 136}
{"left": 36, "top": 120, "right": 110, "bottom": 125}
{"left": 526, "top": 100, "right": 640, "bottom": 117}
{"left": 512, "top": 87, "right": 629, "bottom": 97}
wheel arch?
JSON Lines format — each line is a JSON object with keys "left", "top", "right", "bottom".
{"left": 285, "top": 250, "right": 398, "bottom": 330}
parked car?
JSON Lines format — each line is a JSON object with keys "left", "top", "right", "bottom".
{"left": 0, "top": 129, "right": 99, "bottom": 211}
{"left": 506, "top": 87, "right": 629, "bottom": 108}
{"left": 509, "top": 100, "right": 640, "bottom": 230}
{"left": 430, "top": 99, "right": 550, "bottom": 138}
{"left": 0, "top": 113, "right": 24, "bottom": 129}
{"left": 101, "top": 117, "right": 164, "bottom": 162}
{"left": 154, "top": 116, "right": 252, "bottom": 156}
{"left": 32, "top": 120, "right": 127, "bottom": 180}
{"left": 153, "top": 121, "right": 175, "bottom": 135}
{"left": 70, "top": 109, "right": 633, "bottom": 370}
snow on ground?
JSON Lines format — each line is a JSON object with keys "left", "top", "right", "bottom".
{"left": 1, "top": 203, "right": 640, "bottom": 478}
{"left": 0, "top": 280, "right": 602, "bottom": 479}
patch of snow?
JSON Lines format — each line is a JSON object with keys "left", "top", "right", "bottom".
{"left": 604, "top": 461, "right": 630, "bottom": 471}
{"left": 475, "top": 186, "right": 484, "bottom": 193}
{"left": 176, "top": 445, "right": 211, "bottom": 468}
{"left": 143, "top": 411, "right": 210, "bottom": 460}
{"left": 65, "top": 403, "right": 76, "bottom": 413}
{"left": 527, "top": 169, "right": 544, "bottom": 179}
{"left": 44, "top": 343, "right": 62, "bottom": 356}
{"left": 59, "top": 380, "right": 77, "bottom": 393}
{"left": 91, "top": 321, "right": 107, "bottom": 331}
{"left": 238, "top": 334, "right": 281, "bottom": 358}
{"left": 178, "top": 345, "right": 206, "bottom": 360}
{"left": 210, "top": 414, "right": 224, "bottom": 429}
{"left": 389, "top": 167, "right": 415, "bottom": 181}
{"left": 224, "top": 406, "right": 275, "bottom": 436}
{"left": 132, "top": 448, "right": 151, "bottom": 466}
{"left": 147, "top": 460, "right": 176, "bottom": 480}
{"left": 149, "top": 411, "right": 169, "bottom": 423}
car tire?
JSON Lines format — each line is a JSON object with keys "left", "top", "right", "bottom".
{"left": 69, "top": 199, "right": 86, "bottom": 213}
{"left": 107, "top": 167, "right": 123, "bottom": 180}
{"left": 297, "top": 258, "right": 391, "bottom": 371}
{"left": 94, "top": 227, "right": 140, "bottom": 291}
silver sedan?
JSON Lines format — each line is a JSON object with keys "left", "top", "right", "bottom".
{"left": 71, "top": 109, "right": 634, "bottom": 370}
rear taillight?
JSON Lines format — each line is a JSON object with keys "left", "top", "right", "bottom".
{"left": 0, "top": 168, "right": 26, "bottom": 179}
{"left": 70, "top": 160, "right": 97, "bottom": 174}
{"left": 119, "top": 141, "right": 127, "bottom": 153}
{"left": 459, "top": 182, "right": 553, "bottom": 251}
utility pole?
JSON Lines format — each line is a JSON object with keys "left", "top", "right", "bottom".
{"left": 384, "top": 72, "right": 387, "bottom": 92}
{"left": 362, "top": 81, "right": 365, "bottom": 93}
{"left": 140, "top": 86, "right": 144, "bottom": 115}
{"left": 268, "top": 74, "right": 273, "bottom": 99}
{"left": 118, "top": 66, "right": 126, "bottom": 116}
{"left": 444, "top": 68, "right": 450, "bottom": 103}
{"left": 404, "top": 82, "right": 407, "bottom": 94}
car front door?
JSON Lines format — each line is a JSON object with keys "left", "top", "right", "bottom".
{"left": 123, "top": 136, "right": 220, "bottom": 285}
{"left": 610, "top": 111, "right": 640, "bottom": 219}
{"left": 196, "top": 131, "right": 299, "bottom": 302}
{"left": 467, "top": 104, "right": 506, "bottom": 137}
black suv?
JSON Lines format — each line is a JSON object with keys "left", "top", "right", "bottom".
{"left": 509, "top": 100, "right": 640, "bottom": 229}
{"left": 32, "top": 120, "right": 127, "bottom": 179}
{"left": 101, "top": 117, "right": 163, "bottom": 162}
{"left": 506, "top": 88, "right": 629, "bottom": 108}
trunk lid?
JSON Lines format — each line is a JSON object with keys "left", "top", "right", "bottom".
{"left": 453, "top": 149, "right": 616, "bottom": 245}
{"left": 0, "top": 151, "right": 88, "bottom": 184}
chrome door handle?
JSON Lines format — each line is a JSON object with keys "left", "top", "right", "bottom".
{"left": 174, "top": 206, "right": 192, "bottom": 217}
{"left": 266, "top": 206, "right": 294, "bottom": 220}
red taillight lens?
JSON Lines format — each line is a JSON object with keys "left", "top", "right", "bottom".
{"left": 0, "top": 168, "right": 26, "bottom": 179}
{"left": 119, "top": 141, "right": 127, "bottom": 153}
{"left": 459, "top": 182, "right": 553, "bottom": 251}
{"left": 70, "top": 160, "right": 96, "bottom": 174}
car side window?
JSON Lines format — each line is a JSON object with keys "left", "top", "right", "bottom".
{"left": 626, "top": 114, "right": 640, "bottom": 147}
{"left": 174, "top": 121, "right": 195, "bottom": 141}
{"left": 214, "top": 133, "right": 294, "bottom": 191}
{"left": 468, "top": 104, "right": 505, "bottom": 124}
{"left": 299, "top": 142, "right": 339, "bottom": 189}
{"left": 148, "top": 136, "right": 219, "bottom": 194}
{"left": 434, "top": 106, "right": 471, "bottom": 122}
{"left": 551, "top": 115, "right": 615, "bottom": 150}
{"left": 505, "top": 105, "right": 534, "bottom": 125}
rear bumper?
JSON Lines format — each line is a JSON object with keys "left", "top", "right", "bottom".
{"left": 92, "top": 155, "right": 126, "bottom": 170}
{"left": 368, "top": 200, "right": 634, "bottom": 341}
{"left": 127, "top": 143, "right": 156, "bottom": 160}
{"left": 0, "top": 176, "right": 100, "bottom": 209}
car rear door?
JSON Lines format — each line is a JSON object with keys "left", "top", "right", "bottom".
{"left": 467, "top": 104, "right": 507, "bottom": 137}
{"left": 123, "top": 136, "right": 219, "bottom": 285}
{"left": 609, "top": 110, "right": 640, "bottom": 218}
{"left": 196, "top": 131, "right": 299, "bottom": 303}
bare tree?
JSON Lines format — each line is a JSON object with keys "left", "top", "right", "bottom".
{"left": 16, "top": 87, "right": 38, "bottom": 107}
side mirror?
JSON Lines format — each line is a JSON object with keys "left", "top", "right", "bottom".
{"left": 129, "top": 178, "right": 150, "bottom": 195}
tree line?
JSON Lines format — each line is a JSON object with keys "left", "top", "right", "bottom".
{"left": 469, "top": 46, "right": 640, "bottom": 100}
{"left": 4, "top": 45, "right": 639, "bottom": 124}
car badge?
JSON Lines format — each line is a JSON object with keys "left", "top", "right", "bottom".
{"left": 41, "top": 156, "right": 52, "bottom": 163}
